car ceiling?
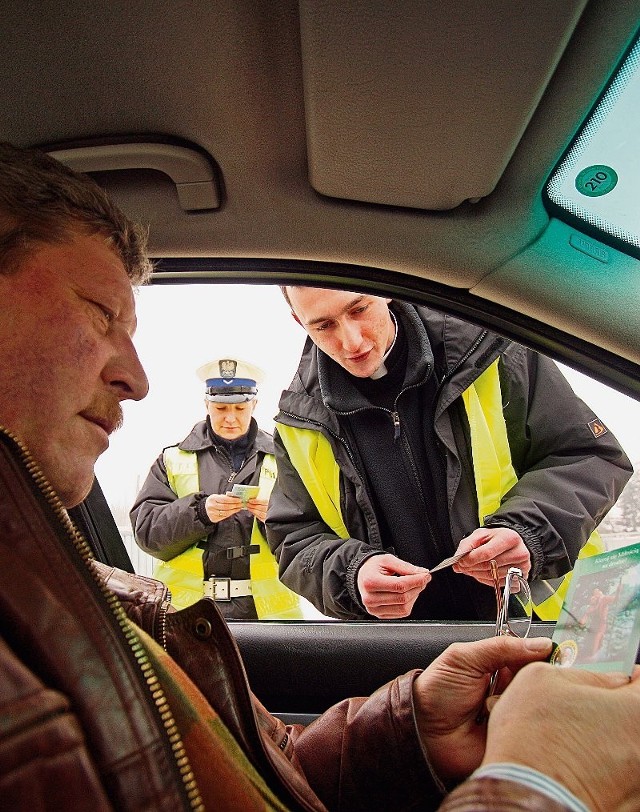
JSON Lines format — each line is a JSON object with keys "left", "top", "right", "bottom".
{"left": 2, "top": 1, "right": 640, "bottom": 386}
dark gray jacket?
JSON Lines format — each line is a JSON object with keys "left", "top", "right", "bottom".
{"left": 130, "top": 417, "right": 274, "bottom": 582}
{"left": 266, "top": 304, "right": 632, "bottom": 620}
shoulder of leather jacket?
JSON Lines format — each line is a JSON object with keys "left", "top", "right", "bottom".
{"left": 91, "top": 560, "right": 170, "bottom": 605}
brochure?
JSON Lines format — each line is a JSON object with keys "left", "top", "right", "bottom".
{"left": 551, "top": 542, "right": 640, "bottom": 674}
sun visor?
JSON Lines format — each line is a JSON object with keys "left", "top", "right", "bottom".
{"left": 299, "top": 0, "right": 587, "bottom": 210}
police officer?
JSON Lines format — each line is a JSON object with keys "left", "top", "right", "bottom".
{"left": 131, "top": 357, "right": 300, "bottom": 619}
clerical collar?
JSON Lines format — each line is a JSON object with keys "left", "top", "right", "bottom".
{"left": 370, "top": 310, "right": 398, "bottom": 380}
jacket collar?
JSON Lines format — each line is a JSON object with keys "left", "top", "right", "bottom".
{"left": 318, "top": 301, "right": 435, "bottom": 412}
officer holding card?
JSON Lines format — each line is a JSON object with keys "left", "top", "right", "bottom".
{"left": 131, "top": 357, "right": 301, "bottom": 619}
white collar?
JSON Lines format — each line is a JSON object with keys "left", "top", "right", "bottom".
{"left": 369, "top": 310, "right": 398, "bottom": 380}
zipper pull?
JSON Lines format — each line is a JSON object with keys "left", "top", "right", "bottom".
{"left": 228, "top": 472, "right": 237, "bottom": 484}
{"left": 392, "top": 411, "right": 400, "bottom": 440}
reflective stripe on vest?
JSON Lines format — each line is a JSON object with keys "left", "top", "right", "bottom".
{"left": 247, "top": 453, "right": 303, "bottom": 619}
{"left": 277, "top": 358, "right": 604, "bottom": 622}
{"left": 276, "top": 427, "right": 350, "bottom": 542}
{"left": 152, "top": 447, "right": 204, "bottom": 610}
{"left": 153, "top": 446, "right": 302, "bottom": 618}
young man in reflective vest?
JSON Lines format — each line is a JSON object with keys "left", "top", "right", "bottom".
{"left": 131, "top": 357, "right": 301, "bottom": 619}
{"left": 266, "top": 287, "right": 632, "bottom": 621}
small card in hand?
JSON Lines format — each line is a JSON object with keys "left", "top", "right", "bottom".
{"left": 429, "top": 549, "right": 471, "bottom": 573}
{"left": 551, "top": 542, "right": 640, "bottom": 675}
{"left": 229, "top": 484, "right": 260, "bottom": 507}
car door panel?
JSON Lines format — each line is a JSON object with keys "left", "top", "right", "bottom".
{"left": 229, "top": 619, "right": 554, "bottom": 722}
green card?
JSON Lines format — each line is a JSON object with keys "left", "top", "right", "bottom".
{"left": 229, "top": 483, "right": 260, "bottom": 507}
{"left": 551, "top": 542, "right": 640, "bottom": 675}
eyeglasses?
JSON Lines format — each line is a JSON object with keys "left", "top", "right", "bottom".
{"left": 477, "top": 560, "right": 533, "bottom": 721}
{"left": 492, "top": 559, "right": 532, "bottom": 637}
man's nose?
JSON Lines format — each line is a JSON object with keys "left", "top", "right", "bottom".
{"left": 104, "top": 338, "right": 149, "bottom": 401}
{"left": 340, "top": 320, "right": 363, "bottom": 352}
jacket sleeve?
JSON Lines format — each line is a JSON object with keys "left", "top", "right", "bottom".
{"left": 129, "top": 453, "right": 216, "bottom": 561}
{"left": 266, "top": 429, "right": 381, "bottom": 619}
{"left": 439, "top": 777, "right": 574, "bottom": 811}
{"left": 484, "top": 348, "right": 633, "bottom": 579}
{"left": 288, "top": 669, "right": 446, "bottom": 812}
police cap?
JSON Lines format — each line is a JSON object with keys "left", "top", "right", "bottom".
{"left": 196, "top": 358, "right": 265, "bottom": 403}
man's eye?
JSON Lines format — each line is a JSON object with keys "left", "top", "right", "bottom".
{"left": 316, "top": 321, "right": 332, "bottom": 332}
{"left": 89, "top": 299, "right": 114, "bottom": 323}
{"left": 352, "top": 305, "right": 367, "bottom": 316}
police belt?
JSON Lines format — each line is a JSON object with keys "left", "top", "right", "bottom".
{"left": 205, "top": 577, "right": 253, "bottom": 601}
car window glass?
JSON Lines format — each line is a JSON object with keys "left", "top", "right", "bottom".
{"left": 95, "top": 283, "right": 640, "bottom": 620}
{"left": 555, "top": 363, "right": 640, "bottom": 551}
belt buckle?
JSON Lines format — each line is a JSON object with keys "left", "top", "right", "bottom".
{"left": 205, "top": 577, "right": 231, "bottom": 601}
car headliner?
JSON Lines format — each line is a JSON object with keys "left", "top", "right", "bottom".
{"left": 2, "top": 0, "right": 640, "bottom": 390}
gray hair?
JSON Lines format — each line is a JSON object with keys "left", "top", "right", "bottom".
{"left": 0, "top": 142, "right": 152, "bottom": 284}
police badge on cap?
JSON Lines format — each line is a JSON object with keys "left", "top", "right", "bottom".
{"left": 196, "top": 357, "right": 265, "bottom": 403}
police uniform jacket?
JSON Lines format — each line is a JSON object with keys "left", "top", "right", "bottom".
{"left": 131, "top": 417, "right": 274, "bottom": 582}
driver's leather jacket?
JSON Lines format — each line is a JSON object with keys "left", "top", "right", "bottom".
{"left": 0, "top": 427, "right": 573, "bottom": 811}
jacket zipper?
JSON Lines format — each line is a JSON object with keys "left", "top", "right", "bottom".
{"left": 437, "top": 330, "right": 488, "bottom": 391}
{"left": 387, "top": 380, "right": 444, "bottom": 554}
{"left": 277, "top": 408, "right": 409, "bottom": 550}
{"left": 1, "top": 425, "right": 204, "bottom": 812}
{"left": 324, "top": 366, "right": 442, "bottom": 552}
{"left": 388, "top": 377, "right": 430, "bottom": 439}
{"left": 431, "top": 330, "right": 490, "bottom": 453}
{"left": 307, "top": 375, "right": 427, "bottom": 444}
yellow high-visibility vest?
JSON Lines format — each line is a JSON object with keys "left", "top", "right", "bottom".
{"left": 152, "top": 446, "right": 302, "bottom": 618}
{"left": 461, "top": 359, "right": 603, "bottom": 619}
{"left": 277, "top": 358, "right": 603, "bottom": 621}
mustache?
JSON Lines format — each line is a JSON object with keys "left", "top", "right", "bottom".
{"left": 81, "top": 400, "right": 124, "bottom": 435}
{"left": 110, "top": 404, "right": 124, "bottom": 433}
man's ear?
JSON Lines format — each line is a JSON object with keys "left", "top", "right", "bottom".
{"left": 291, "top": 310, "right": 302, "bottom": 327}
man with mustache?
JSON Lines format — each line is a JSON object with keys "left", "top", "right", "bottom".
{"left": 0, "top": 141, "right": 638, "bottom": 811}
